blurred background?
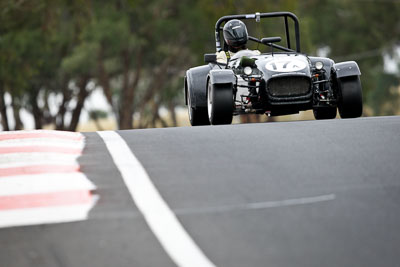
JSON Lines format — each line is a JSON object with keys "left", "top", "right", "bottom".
{"left": 0, "top": 0, "right": 399, "bottom": 131}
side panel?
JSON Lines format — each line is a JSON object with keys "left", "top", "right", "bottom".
{"left": 334, "top": 61, "right": 361, "bottom": 78}
{"left": 186, "top": 65, "right": 211, "bottom": 108}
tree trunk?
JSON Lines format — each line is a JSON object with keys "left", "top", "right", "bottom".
{"left": 0, "top": 84, "right": 9, "bottom": 131}
{"left": 138, "top": 117, "right": 149, "bottom": 129}
{"left": 168, "top": 100, "right": 177, "bottom": 127}
{"left": 30, "top": 87, "right": 43, "bottom": 129}
{"left": 118, "top": 49, "right": 143, "bottom": 129}
{"left": 56, "top": 77, "right": 72, "bottom": 130}
{"left": 93, "top": 118, "right": 104, "bottom": 131}
{"left": 149, "top": 99, "right": 168, "bottom": 128}
{"left": 98, "top": 48, "right": 113, "bottom": 106}
{"left": 11, "top": 95, "right": 23, "bottom": 130}
{"left": 137, "top": 56, "right": 174, "bottom": 114}
{"left": 42, "top": 90, "right": 54, "bottom": 125}
{"left": 118, "top": 50, "right": 132, "bottom": 129}
{"left": 97, "top": 47, "right": 120, "bottom": 125}
{"left": 68, "top": 76, "right": 89, "bottom": 131}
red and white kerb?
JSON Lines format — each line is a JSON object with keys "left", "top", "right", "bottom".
{"left": 0, "top": 130, "right": 96, "bottom": 228}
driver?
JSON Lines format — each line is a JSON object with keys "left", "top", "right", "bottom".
{"left": 216, "top": 19, "right": 261, "bottom": 63}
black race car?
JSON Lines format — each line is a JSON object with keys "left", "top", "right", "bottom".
{"left": 184, "top": 12, "right": 363, "bottom": 125}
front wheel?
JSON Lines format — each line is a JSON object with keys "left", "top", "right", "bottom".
{"left": 186, "top": 87, "right": 209, "bottom": 126}
{"left": 338, "top": 76, "right": 363, "bottom": 118}
{"left": 207, "top": 81, "right": 233, "bottom": 125}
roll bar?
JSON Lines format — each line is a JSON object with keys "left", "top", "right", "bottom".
{"left": 215, "top": 12, "right": 301, "bottom": 53}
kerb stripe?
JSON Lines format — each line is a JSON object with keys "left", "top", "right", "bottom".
{"left": 0, "top": 190, "right": 92, "bottom": 210}
{"left": 0, "top": 165, "right": 80, "bottom": 177}
{"left": 0, "top": 146, "right": 82, "bottom": 154}
{"left": 0, "top": 132, "right": 83, "bottom": 141}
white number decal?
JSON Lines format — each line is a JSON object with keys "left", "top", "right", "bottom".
{"left": 266, "top": 59, "right": 307, "bottom": 72}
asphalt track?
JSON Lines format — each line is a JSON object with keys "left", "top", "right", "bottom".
{"left": 1, "top": 116, "right": 400, "bottom": 267}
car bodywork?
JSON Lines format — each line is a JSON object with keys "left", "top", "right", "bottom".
{"left": 185, "top": 12, "right": 363, "bottom": 125}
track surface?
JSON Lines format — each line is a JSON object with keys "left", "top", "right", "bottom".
{"left": 1, "top": 116, "right": 400, "bottom": 267}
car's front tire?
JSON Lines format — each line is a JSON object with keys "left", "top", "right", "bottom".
{"left": 186, "top": 87, "right": 209, "bottom": 126}
{"left": 338, "top": 76, "right": 363, "bottom": 118}
{"left": 207, "top": 81, "right": 233, "bottom": 125}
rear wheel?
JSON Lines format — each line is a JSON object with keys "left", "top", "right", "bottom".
{"left": 338, "top": 76, "right": 363, "bottom": 118}
{"left": 313, "top": 106, "right": 337, "bottom": 120}
{"left": 186, "top": 88, "right": 209, "bottom": 126}
{"left": 207, "top": 81, "right": 233, "bottom": 125}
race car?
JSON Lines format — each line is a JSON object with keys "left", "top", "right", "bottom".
{"left": 184, "top": 12, "right": 363, "bottom": 125}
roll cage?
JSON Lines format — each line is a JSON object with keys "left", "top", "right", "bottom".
{"left": 215, "top": 12, "right": 301, "bottom": 53}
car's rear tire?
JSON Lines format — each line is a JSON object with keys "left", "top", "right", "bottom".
{"left": 207, "top": 81, "right": 233, "bottom": 125}
{"left": 313, "top": 106, "right": 337, "bottom": 120}
{"left": 186, "top": 88, "right": 210, "bottom": 126}
{"left": 338, "top": 76, "right": 363, "bottom": 118}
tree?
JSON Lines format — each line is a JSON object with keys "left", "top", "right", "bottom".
{"left": 300, "top": 0, "right": 400, "bottom": 115}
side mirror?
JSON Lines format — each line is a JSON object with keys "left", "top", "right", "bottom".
{"left": 204, "top": 53, "right": 217, "bottom": 63}
{"left": 261, "top": 37, "right": 282, "bottom": 45}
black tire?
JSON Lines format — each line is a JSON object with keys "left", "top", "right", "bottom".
{"left": 338, "top": 76, "right": 363, "bottom": 118}
{"left": 313, "top": 107, "right": 337, "bottom": 120}
{"left": 207, "top": 81, "right": 233, "bottom": 125}
{"left": 186, "top": 88, "right": 210, "bottom": 126}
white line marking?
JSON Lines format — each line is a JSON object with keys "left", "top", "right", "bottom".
{"left": 87, "top": 194, "right": 336, "bottom": 220}
{"left": 98, "top": 131, "right": 216, "bottom": 267}
{"left": 174, "top": 194, "right": 336, "bottom": 215}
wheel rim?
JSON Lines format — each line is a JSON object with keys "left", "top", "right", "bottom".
{"left": 207, "top": 82, "right": 213, "bottom": 121}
